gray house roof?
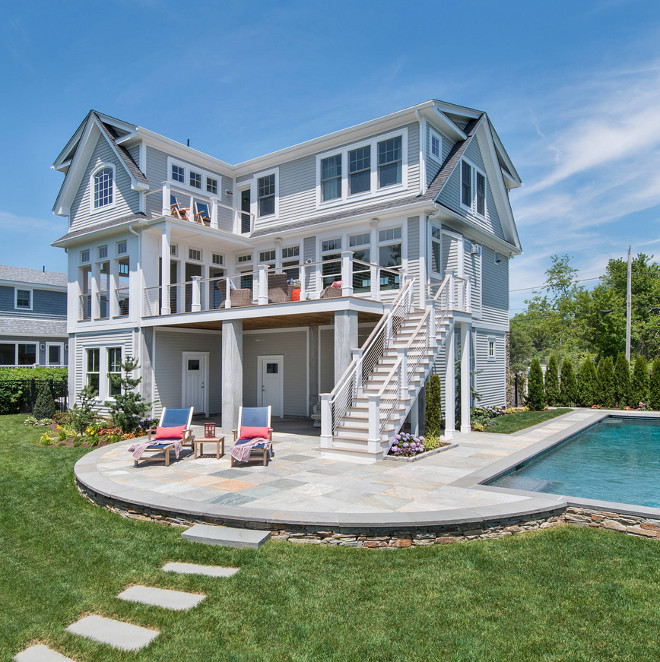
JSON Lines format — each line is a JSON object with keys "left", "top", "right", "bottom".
{"left": 0, "top": 317, "right": 67, "bottom": 338}
{"left": 0, "top": 265, "right": 67, "bottom": 288}
{"left": 52, "top": 213, "right": 148, "bottom": 245}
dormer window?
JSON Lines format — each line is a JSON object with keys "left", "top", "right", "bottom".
{"left": 257, "top": 173, "right": 276, "bottom": 217}
{"left": 189, "top": 171, "right": 202, "bottom": 189}
{"left": 172, "top": 164, "right": 184, "bottom": 183}
{"left": 348, "top": 146, "right": 370, "bottom": 195}
{"left": 377, "top": 136, "right": 402, "bottom": 188}
{"left": 92, "top": 166, "right": 113, "bottom": 209}
{"left": 460, "top": 159, "right": 487, "bottom": 218}
{"left": 430, "top": 128, "right": 442, "bottom": 159}
{"left": 476, "top": 172, "right": 486, "bottom": 216}
{"left": 461, "top": 161, "right": 472, "bottom": 207}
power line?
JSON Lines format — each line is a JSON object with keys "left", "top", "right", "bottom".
{"left": 510, "top": 276, "right": 601, "bottom": 293}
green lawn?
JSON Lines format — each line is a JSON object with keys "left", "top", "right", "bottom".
{"left": 483, "top": 408, "right": 573, "bottom": 434}
{"left": 2, "top": 414, "right": 659, "bottom": 661}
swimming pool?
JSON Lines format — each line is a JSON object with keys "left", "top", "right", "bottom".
{"left": 489, "top": 416, "right": 660, "bottom": 508}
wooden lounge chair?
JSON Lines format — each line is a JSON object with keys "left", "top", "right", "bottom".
{"left": 132, "top": 407, "right": 195, "bottom": 466}
{"left": 194, "top": 201, "right": 211, "bottom": 226}
{"left": 230, "top": 406, "right": 273, "bottom": 467}
{"left": 170, "top": 195, "right": 189, "bottom": 221}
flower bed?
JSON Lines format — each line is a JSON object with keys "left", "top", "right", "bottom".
{"left": 388, "top": 432, "right": 450, "bottom": 457}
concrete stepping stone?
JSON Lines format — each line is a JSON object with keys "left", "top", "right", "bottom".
{"left": 14, "top": 645, "right": 75, "bottom": 661}
{"left": 162, "top": 561, "right": 240, "bottom": 577}
{"left": 66, "top": 615, "right": 159, "bottom": 651}
{"left": 182, "top": 523, "right": 270, "bottom": 549}
{"left": 117, "top": 585, "right": 205, "bottom": 610}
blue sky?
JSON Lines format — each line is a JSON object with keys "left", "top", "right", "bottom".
{"left": 1, "top": 0, "right": 660, "bottom": 313}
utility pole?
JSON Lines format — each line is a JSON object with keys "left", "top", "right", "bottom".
{"left": 626, "top": 246, "right": 632, "bottom": 362}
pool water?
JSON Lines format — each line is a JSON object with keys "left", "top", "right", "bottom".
{"left": 490, "top": 416, "right": 660, "bottom": 508}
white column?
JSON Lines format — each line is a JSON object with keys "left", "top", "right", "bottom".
{"left": 410, "top": 395, "right": 419, "bottom": 436}
{"left": 257, "top": 264, "right": 269, "bottom": 305}
{"left": 210, "top": 197, "right": 219, "bottom": 229}
{"left": 460, "top": 323, "right": 472, "bottom": 433}
{"left": 341, "top": 250, "right": 353, "bottom": 296}
{"left": 191, "top": 276, "right": 201, "bottom": 312}
{"left": 109, "top": 259, "right": 118, "bottom": 319}
{"left": 162, "top": 182, "right": 171, "bottom": 216}
{"left": 334, "top": 310, "right": 358, "bottom": 382}
{"left": 91, "top": 262, "right": 100, "bottom": 320}
{"left": 221, "top": 320, "right": 243, "bottom": 434}
{"left": 444, "top": 323, "right": 455, "bottom": 439}
{"left": 320, "top": 394, "right": 332, "bottom": 448}
{"left": 299, "top": 264, "right": 307, "bottom": 301}
{"left": 160, "top": 225, "right": 171, "bottom": 315}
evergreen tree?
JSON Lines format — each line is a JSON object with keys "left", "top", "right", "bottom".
{"left": 424, "top": 374, "right": 442, "bottom": 437}
{"left": 67, "top": 384, "right": 98, "bottom": 434}
{"left": 105, "top": 357, "right": 151, "bottom": 433}
{"left": 649, "top": 357, "right": 660, "bottom": 409}
{"left": 630, "top": 355, "right": 650, "bottom": 407}
{"left": 577, "top": 358, "right": 598, "bottom": 407}
{"left": 527, "top": 358, "right": 545, "bottom": 411}
{"left": 544, "top": 355, "right": 560, "bottom": 405}
{"left": 614, "top": 352, "right": 631, "bottom": 407}
{"left": 559, "top": 358, "right": 577, "bottom": 406}
{"left": 33, "top": 381, "right": 55, "bottom": 420}
{"left": 597, "top": 356, "right": 615, "bottom": 408}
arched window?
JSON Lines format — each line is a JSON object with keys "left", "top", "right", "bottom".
{"left": 93, "top": 166, "right": 114, "bottom": 208}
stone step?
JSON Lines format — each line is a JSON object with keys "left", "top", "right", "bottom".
{"left": 117, "top": 585, "right": 206, "bottom": 611}
{"left": 182, "top": 523, "right": 270, "bottom": 549}
{"left": 14, "top": 645, "right": 75, "bottom": 662}
{"left": 66, "top": 615, "right": 159, "bottom": 651}
{"left": 162, "top": 562, "right": 240, "bottom": 578}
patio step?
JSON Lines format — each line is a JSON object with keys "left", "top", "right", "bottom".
{"left": 117, "top": 585, "right": 206, "bottom": 611}
{"left": 182, "top": 523, "right": 270, "bottom": 549}
{"left": 66, "top": 615, "right": 159, "bottom": 651}
{"left": 162, "top": 562, "right": 239, "bottom": 578}
{"left": 14, "top": 645, "right": 75, "bottom": 662}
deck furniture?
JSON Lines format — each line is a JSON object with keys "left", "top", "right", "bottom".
{"left": 194, "top": 201, "right": 211, "bottom": 226}
{"left": 267, "top": 273, "right": 289, "bottom": 303}
{"left": 321, "top": 282, "right": 343, "bottom": 298}
{"left": 170, "top": 195, "right": 189, "bottom": 221}
{"left": 215, "top": 279, "right": 252, "bottom": 307}
{"left": 230, "top": 406, "right": 273, "bottom": 467}
{"left": 131, "top": 407, "right": 194, "bottom": 466}
{"left": 192, "top": 435, "right": 225, "bottom": 459}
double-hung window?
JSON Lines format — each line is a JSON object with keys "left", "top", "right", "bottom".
{"left": 476, "top": 172, "right": 486, "bottom": 216}
{"left": 321, "top": 238, "right": 342, "bottom": 287}
{"left": 87, "top": 348, "right": 100, "bottom": 394}
{"left": 349, "top": 233, "right": 371, "bottom": 292}
{"left": 189, "top": 171, "right": 202, "bottom": 189}
{"left": 15, "top": 288, "right": 31, "bottom": 310}
{"left": 461, "top": 161, "right": 472, "bottom": 208}
{"left": 206, "top": 177, "right": 218, "bottom": 194}
{"left": 378, "top": 227, "right": 402, "bottom": 291}
{"left": 93, "top": 166, "right": 113, "bottom": 209}
{"left": 377, "top": 136, "right": 402, "bottom": 188}
{"left": 348, "top": 146, "right": 371, "bottom": 195}
{"left": 257, "top": 174, "right": 276, "bottom": 217}
{"left": 321, "top": 154, "right": 342, "bottom": 201}
{"left": 282, "top": 245, "right": 300, "bottom": 281}
{"left": 461, "top": 159, "right": 487, "bottom": 217}
{"left": 107, "top": 347, "right": 122, "bottom": 397}
{"left": 172, "top": 164, "right": 185, "bottom": 183}
{"left": 430, "top": 130, "right": 442, "bottom": 159}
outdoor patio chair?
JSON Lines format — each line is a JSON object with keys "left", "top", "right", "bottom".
{"left": 170, "top": 195, "right": 189, "bottom": 221}
{"left": 130, "top": 407, "right": 195, "bottom": 467}
{"left": 267, "top": 272, "right": 289, "bottom": 303}
{"left": 194, "top": 201, "right": 211, "bottom": 226}
{"left": 215, "top": 279, "right": 252, "bottom": 308}
{"left": 230, "top": 406, "right": 273, "bottom": 467}
{"left": 321, "top": 281, "right": 343, "bottom": 298}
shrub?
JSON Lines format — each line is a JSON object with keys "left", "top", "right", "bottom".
{"left": 389, "top": 432, "right": 426, "bottom": 457}
{"left": 578, "top": 359, "right": 598, "bottom": 407}
{"left": 614, "top": 353, "right": 631, "bottom": 407}
{"left": 544, "top": 355, "right": 560, "bottom": 406}
{"left": 630, "top": 355, "right": 650, "bottom": 407}
{"left": 33, "top": 381, "right": 55, "bottom": 420}
{"left": 597, "top": 356, "right": 615, "bottom": 408}
{"left": 425, "top": 374, "right": 442, "bottom": 437}
{"left": 650, "top": 357, "right": 660, "bottom": 409}
{"left": 527, "top": 358, "right": 545, "bottom": 411}
{"left": 559, "top": 359, "right": 577, "bottom": 406}
{"left": 105, "top": 357, "right": 152, "bottom": 433}
{"left": 68, "top": 384, "right": 98, "bottom": 434}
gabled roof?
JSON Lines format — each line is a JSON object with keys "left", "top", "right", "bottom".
{"left": 52, "top": 213, "right": 148, "bottom": 246}
{"left": 0, "top": 265, "right": 67, "bottom": 288}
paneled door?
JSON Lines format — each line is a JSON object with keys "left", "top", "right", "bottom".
{"left": 182, "top": 351, "right": 209, "bottom": 417}
{"left": 258, "top": 355, "right": 283, "bottom": 418}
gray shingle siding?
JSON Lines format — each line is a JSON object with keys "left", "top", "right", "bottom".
{"left": 474, "top": 330, "right": 506, "bottom": 406}
{"left": 481, "top": 246, "right": 508, "bottom": 325}
{"left": 0, "top": 286, "right": 66, "bottom": 317}
{"left": 70, "top": 134, "right": 139, "bottom": 232}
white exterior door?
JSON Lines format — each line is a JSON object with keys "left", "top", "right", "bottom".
{"left": 258, "top": 355, "right": 283, "bottom": 418}
{"left": 182, "top": 352, "right": 209, "bottom": 416}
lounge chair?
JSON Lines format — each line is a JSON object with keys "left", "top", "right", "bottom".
{"left": 129, "top": 407, "right": 195, "bottom": 467}
{"left": 230, "top": 406, "right": 273, "bottom": 467}
{"left": 194, "top": 201, "right": 211, "bottom": 226}
{"left": 170, "top": 195, "right": 189, "bottom": 221}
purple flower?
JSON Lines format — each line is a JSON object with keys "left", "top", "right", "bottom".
{"left": 403, "top": 442, "right": 409, "bottom": 448}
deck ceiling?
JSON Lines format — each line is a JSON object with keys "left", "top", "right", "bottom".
{"left": 165, "top": 310, "right": 382, "bottom": 331}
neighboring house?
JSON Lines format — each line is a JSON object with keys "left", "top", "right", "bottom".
{"left": 0, "top": 265, "right": 68, "bottom": 367}
{"left": 51, "top": 100, "right": 522, "bottom": 462}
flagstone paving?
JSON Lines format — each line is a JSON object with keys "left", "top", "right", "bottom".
{"left": 76, "top": 410, "right": 611, "bottom": 525}
{"left": 66, "top": 615, "right": 159, "bottom": 651}
{"left": 162, "top": 562, "right": 240, "bottom": 577}
{"left": 14, "top": 645, "right": 75, "bottom": 661}
{"left": 117, "top": 585, "right": 206, "bottom": 610}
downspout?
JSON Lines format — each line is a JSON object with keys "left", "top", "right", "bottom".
{"left": 415, "top": 110, "right": 425, "bottom": 195}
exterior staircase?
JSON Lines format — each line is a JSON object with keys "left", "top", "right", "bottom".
{"left": 320, "top": 276, "right": 457, "bottom": 463}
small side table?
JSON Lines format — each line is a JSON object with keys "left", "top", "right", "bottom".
{"left": 192, "top": 436, "right": 225, "bottom": 459}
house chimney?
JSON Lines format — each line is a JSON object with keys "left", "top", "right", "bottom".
{"left": 187, "top": 138, "right": 190, "bottom": 147}
{"left": 42, "top": 265, "right": 45, "bottom": 273}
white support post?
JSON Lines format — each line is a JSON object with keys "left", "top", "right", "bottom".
{"left": 91, "top": 262, "right": 100, "bottom": 320}
{"left": 257, "top": 264, "right": 269, "bottom": 305}
{"left": 449, "top": 272, "right": 455, "bottom": 310}
{"left": 109, "top": 259, "right": 118, "bottom": 319}
{"left": 444, "top": 323, "right": 455, "bottom": 439}
{"left": 398, "top": 349, "right": 408, "bottom": 400}
{"left": 160, "top": 225, "right": 171, "bottom": 315}
{"left": 460, "top": 323, "right": 472, "bottom": 433}
{"left": 314, "top": 262, "right": 322, "bottom": 299}
{"left": 367, "top": 394, "right": 382, "bottom": 454}
{"left": 371, "top": 264, "right": 380, "bottom": 301}
{"left": 320, "top": 394, "right": 332, "bottom": 448}
{"left": 189, "top": 194, "right": 194, "bottom": 222}
{"left": 427, "top": 302, "right": 436, "bottom": 348}
{"left": 210, "top": 197, "right": 219, "bottom": 229}
{"left": 225, "top": 277, "right": 232, "bottom": 309}
{"left": 191, "top": 276, "right": 201, "bottom": 312}
{"left": 410, "top": 396, "right": 419, "bottom": 436}
{"left": 299, "top": 264, "right": 307, "bottom": 301}
{"left": 162, "top": 182, "right": 170, "bottom": 216}
{"left": 465, "top": 277, "right": 472, "bottom": 314}
{"left": 341, "top": 250, "right": 353, "bottom": 297}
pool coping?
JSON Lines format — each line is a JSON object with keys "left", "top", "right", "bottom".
{"left": 74, "top": 409, "right": 660, "bottom": 539}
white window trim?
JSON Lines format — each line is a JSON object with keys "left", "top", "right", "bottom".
{"left": 46, "top": 342, "right": 64, "bottom": 366}
{"left": 116, "top": 240, "right": 127, "bottom": 255}
{"left": 487, "top": 336, "right": 496, "bottom": 361}
{"left": 234, "top": 183, "right": 252, "bottom": 234}
{"left": 459, "top": 157, "right": 487, "bottom": 219}
{"left": 167, "top": 157, "right": 222, "bottom": 198}
{"left": 252, "top": 167, "right": 279, "bottom": 220}
{"left": 430, "top": 223, "right": 443, "bottom": 275}
{"left": 106, "top": 346, "right": 123, "bottom": 401}
{"left": 315, "top": 128, "right": 408, "bottom": 210}
{"left": 80, "top": 249, "right": 90, "bottom": 264}
{"left": 14, "top": 287, "right": 33, "bottom": 311}
{"left": 89, "top": 163, "right": 116, "bottom": 214}
{"left": 188, "top": 248, "right": 202, "bottom": 261}
{"left": 82, "top": 343, "right": 125, "bottom": 402}
{"left": 429, "top": 127, "right": 442, "bottom": 161}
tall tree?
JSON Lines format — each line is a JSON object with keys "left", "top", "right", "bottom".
{"left": 577, "top": 359, "right": 598, "bottom": 407}
{"left": 650, "top": 357, "right": 660, "bottom": 409}
{"left": 597, "top": 356, "right": 615, "bottom": 408}
{"left": 614, "top": 353, "right": 631, "bottom": 407}
{"left": 544, "top": 354, "right": 560, "bottom": 405}
{"left": 559, "top": 358, "right": 577, "bottom": 406}
{"left": 630, "top": 355, "right": 650, "bottom": 407}
{"left": 527, "top": 358, "right": 545, "bottom": 411}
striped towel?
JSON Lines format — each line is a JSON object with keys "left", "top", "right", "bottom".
{"left": 129, "top": 440, "right": 182, "bottom": 461}
{"left": 230, "top": 438, "right": 271, "bottom": 463}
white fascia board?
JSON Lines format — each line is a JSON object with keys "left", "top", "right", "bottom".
{"left": 232, "top": 101, "right": 436, "bottom": 176}
{"left": 51, "top": 218, "right": 148, "bottom": 248}
{"left": 420, "top": 107, "right": 467, "bottom": 142}
{"left": 431, "top": 99, "right": 484, "bottom": 119}
{"left": 487, "top": 119, "right": 522, "bottom": 186}
{"left": 143, "top": 216, "right": 254, "bottom": 248}
{"left": 136, "top": 129, "right": 234, "bottom": 175}
{"left": 501, "top": 169, "right": 519, "bottom": 189}
{"left": 431, "top": 203, "right": 522, "bottom": 256}
{"left": 0, "top": 280, "right": 66, "bottom": 292}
